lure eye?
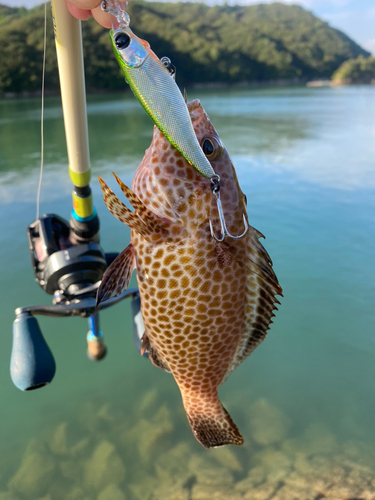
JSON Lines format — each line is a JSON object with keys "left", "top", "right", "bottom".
{"left": 201, "top": 136, "right": 224, "bottom": 160}
{"left": 114, "top": 32, "right": 130, "bottom": 50}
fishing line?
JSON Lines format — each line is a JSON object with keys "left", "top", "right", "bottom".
{"left": 36, "top": 0, "right": 48, "bottom": 220}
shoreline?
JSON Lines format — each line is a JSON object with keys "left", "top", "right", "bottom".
{"left": 2, "top": 78, "right": 375, "bottom": 100}
{"left": 0, "top": 78, "right": 307, "bottom": 100}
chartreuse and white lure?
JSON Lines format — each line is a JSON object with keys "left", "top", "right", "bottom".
{"left": 101, "top": 0, "right": 216, "bottom": 180}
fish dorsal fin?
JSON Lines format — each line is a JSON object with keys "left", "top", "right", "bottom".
{"left": 96, "top": 243, "right": 135, "bottom": 306}
{"left": 222, "top": 225, "right": 282, "bottom": 381}
{"left": 98, "top": 174, "right": 187, "bottom": 244}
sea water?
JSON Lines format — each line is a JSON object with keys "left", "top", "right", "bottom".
{"left": 0, "top": 86, "right": 374, "bottom": 499}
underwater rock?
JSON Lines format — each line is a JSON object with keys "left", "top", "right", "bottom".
{"left": 0, "top": 492, "right": 19, "bottom": 500}
{"left": 301, "top": 423, "right": 339, "bottom": 455}
{"left": 211, "top": 447, "right": 243, "bottom": 472}
{"left": 248, "top": 398, "right": 291, "bottom": 446}
{"left": 70, "top": 437, "right": 91, "bottom": 457}
{"left": 188, "top": 455, "right": 234, "bottom": 487}
{"left": 236, "top": 448, "right": 291, "bottom": 495}
{"left": 83, "top": 440, "right": 126, "bottom": 491}
{"left": 191, "top": 484, "right": 243, "bottom": 500}
{"left": 50, "top": 422, "right": 69, "bottom": 455}
{"left": 59, "top": 459, "right": 81, "bottom": 480}
{"left": 155, "top": 442, "right": 194, "bottom": 487}
{"left": 125, "top": 405, "right": 173, "bottom": 463}
{"left": 153, "top": 481, "right": 190, "bottom": 500}
{"left": 137, "top": 388, "right": 159, "bottom": 414}
{"left": 235, "top": 466, "right": 266, "bottom": 492}
{"left": 79, "top": 401, "right": 117, "bottom": 434}
{"left": 242, "top": 483, "right": 277, "bottom": 500}
{"left": 97, "top": 403, "right": 115, "bottom": 423}
{"left": 97, "top": 484, "right": 127, "bottom": 500}
{"left": 7, "top": 442, "right": 56, "bottom": 497}
{"left": 341, "top": 439, "right": 375, "bottom": 467}
{"left": 65, "top": 486, "right": 91, "bottom": 500}
{"left": 129, "top": 477, "right": 159, "bottom": 500}
{"left": 282, "top": 423, "right": 338, "bottom": 459}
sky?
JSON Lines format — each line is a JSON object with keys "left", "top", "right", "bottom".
{"left": 3, "top": 0, "right": 375, "bottom": 55}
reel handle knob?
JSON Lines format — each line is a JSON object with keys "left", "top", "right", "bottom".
{"left": 86, "top": 313, "right": 106, "bottom": 361}
{"left": 11, "top": 313, "right": 56, "bottom": 391}
{"left": 86, "top": 330, "right": 107, "bottom": 361}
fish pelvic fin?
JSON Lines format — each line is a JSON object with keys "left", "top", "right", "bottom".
{"left": 98, "top": 175, "right": 187, "bottom": 245}
{"left": 141, "top": 332, "right": 171, "bottom": 373}
{"left": 96, "top": 243, "right": 135, "bottom": 306}
{"left": 183, "top": 393, "right": 243, "bottom": 448}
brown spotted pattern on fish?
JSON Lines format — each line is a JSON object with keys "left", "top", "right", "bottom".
{"left": 97, "top": 99, "right": 282, "bottom": 448}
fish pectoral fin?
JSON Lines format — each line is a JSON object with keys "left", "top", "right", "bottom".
{"left": 183, "top": 393, "right": 243, "bottom": 448}
{"left": 96, "top": 243, "right": 135, "bottom": 306}
{"left": 99, "top": 175, "right": 187, "bottom": 244}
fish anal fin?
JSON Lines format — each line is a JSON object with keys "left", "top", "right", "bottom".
{"left": 96, "top": 243, "right": 135, "bottom": 306}
{"left": 99, "top": 176, "right": 187, "bottom": 244}
{"left": 183, "top": 393, "right": 243, "bottom": 448}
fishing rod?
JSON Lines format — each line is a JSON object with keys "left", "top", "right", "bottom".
{"left": 10, "top": 0, "right": 144, "bottom": 392}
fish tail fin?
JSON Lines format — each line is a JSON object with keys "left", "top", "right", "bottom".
{"left": 183, "top": 393, "right": 243, "bottom": 448}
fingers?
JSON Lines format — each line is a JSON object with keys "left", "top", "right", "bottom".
{"left": 65, "top": 2, "right": 92, "bottom": 21}
{"left": 64, "top": 0, "right": 111, "bottom": 27}
{"left": 92, "top": 4, "right": 112, "bottom": 28}
{"left": 66, "top": 0, "right": 102, "bottom": 10}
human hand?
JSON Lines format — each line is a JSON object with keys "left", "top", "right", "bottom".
{"left": 64, "top": 0, "right": 128, "bottom": 28}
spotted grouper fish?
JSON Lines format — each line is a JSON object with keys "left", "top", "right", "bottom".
{"left": 97, "top": 99, "right": 282, "bottom": 448}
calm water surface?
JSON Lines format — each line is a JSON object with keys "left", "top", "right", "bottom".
{"left": 0, "top": 86, "right": 374, "bottom": 499}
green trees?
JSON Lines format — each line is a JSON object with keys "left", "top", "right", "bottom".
{"left": 0, "top": 1, "right": 370, "bottom": 95}
{"left": 332, "top": 56, "right": 375, "bottom": 84}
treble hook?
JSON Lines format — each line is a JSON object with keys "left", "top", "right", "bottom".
{"left": 209, "top": 176, "right": 248, "bottom": 242}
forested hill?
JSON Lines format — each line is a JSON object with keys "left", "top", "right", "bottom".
{"left": 0, "top": 1, "right": 370, "bottom": 95}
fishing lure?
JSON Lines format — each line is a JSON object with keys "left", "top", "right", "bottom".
{"left": 102, "top": 0, "right": 215, "bottom": 180}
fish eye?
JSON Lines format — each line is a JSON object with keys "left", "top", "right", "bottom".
{"left": 202, "top": 139, "right": 214, "bottom": 156}
{"left": 201, "top": 137, "right": 223, "bottom": 160}
{"left": 114, "top": 32, "right": 130, "bottom": 50}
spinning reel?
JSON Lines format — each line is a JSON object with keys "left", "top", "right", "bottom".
{"left": 11, "top": 212, "right": 144, "bottom": 391}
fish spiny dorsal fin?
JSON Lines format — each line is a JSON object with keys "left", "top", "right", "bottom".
{"left": 183, "top": 88, "right": 187, "bottom": 103}
{"left": 112, "top": 172, "right": 149, "bottom": 221}
{"left": 223, "top": 225, "right": 282, "bottom": 381}
{"left": 98, "top": 176, "right": 188, "bottom": 245}
{"left": 96, "top": 243, "right": 135, "bottom": 306}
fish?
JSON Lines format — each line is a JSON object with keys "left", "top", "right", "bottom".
{"left": 110, "top": 28, "right": 216, "bottom": 179}
{"left": 97, "top": 99, "right": 282, "bottom": 448}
